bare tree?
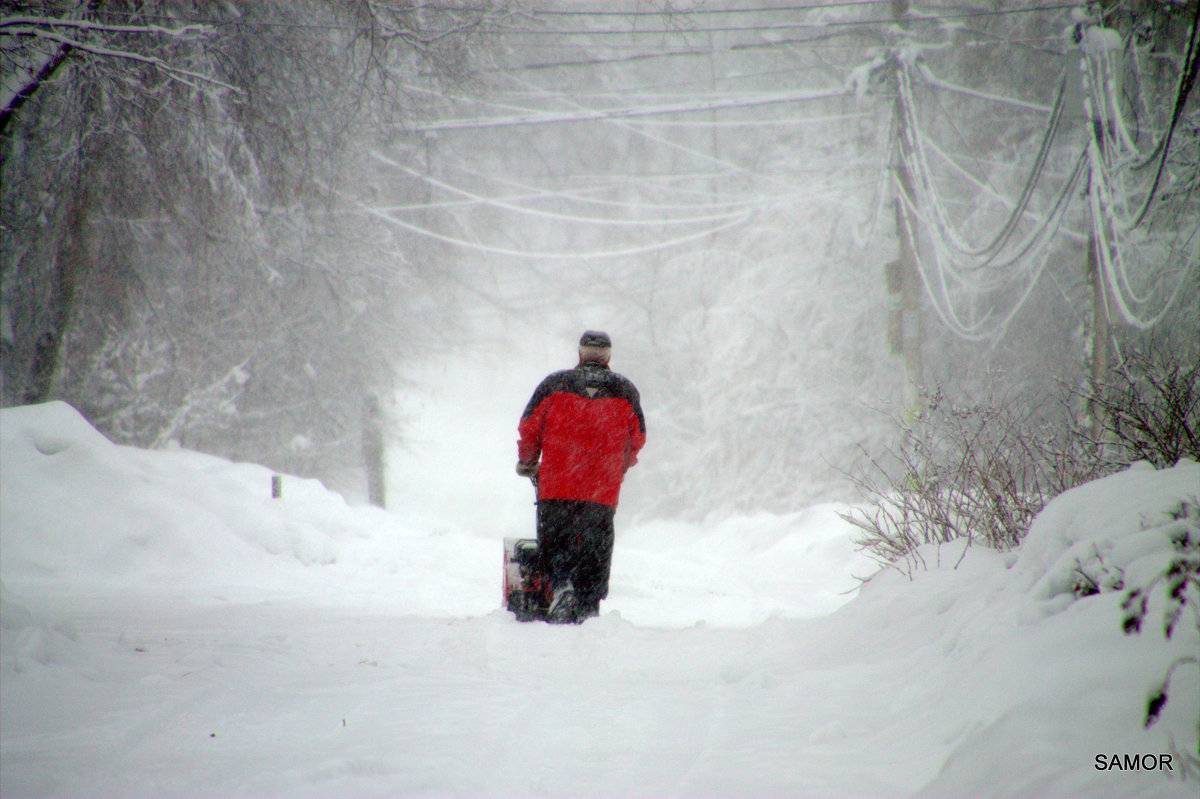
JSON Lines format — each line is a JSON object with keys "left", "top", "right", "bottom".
{"left": 1, "top": 0, "right": 505, "bottom": 489}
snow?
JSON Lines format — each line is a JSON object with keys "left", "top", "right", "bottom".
{"left": 3, "top": 401, "right": 1198, "bottom": 798}
{"left": 1083, "top": 27, "right": 1124, "bottom": 56}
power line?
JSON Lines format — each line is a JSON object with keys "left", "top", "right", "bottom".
{"left": 484, "top": 27, "right": 1070, "bottom": 74}
{"left": 512, "top": 1, "right": 893, "bottom": 17}
{"left": 371, "top": 150, "right": 751, "bottom": 227}
{"left": 496, "top": 32, "right": 1065, "bottom": 52}
{"left": 1129, "top": 0, "right": 1200, "bottom": 226}
{"left": 405, "top": 85, "right": 855, "bottom": 132}
{"left": 412, "top": 75, "right": 875, "bottom": 131}
{"left": 479, "top": 29, "right": 878, "bottom": 73}
{"left": 893, "top": 54, "right": 1091, "bottom": 343}
{"left": 487, "top": 4, "right": 1077, "bottom": 36}
{"left": 39, "top": 2, "right": 1079, "bottom": 37}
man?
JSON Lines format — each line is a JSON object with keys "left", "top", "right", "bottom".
{"left": 516, "top": 330, "right": 646, "bottom": 623}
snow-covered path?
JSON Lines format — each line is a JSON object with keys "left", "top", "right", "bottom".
{"left": 4, "top": 598, "right": 928, "bottom": 798}
{"left": 3, "top": 402, "right": 1198, "bottom": 798}
{"left": 6, "top": 546, "right": 1195, "bottom": 799}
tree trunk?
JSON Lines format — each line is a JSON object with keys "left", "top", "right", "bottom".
{"left": 25, "top": 177, "right": 89, "bottom": 404}
{"left": 363, "top": 394, "right": 387, "bottom": 508}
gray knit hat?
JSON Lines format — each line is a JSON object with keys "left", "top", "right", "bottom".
{"left": 579, "top": 330, "right": 612, "bottom": 348}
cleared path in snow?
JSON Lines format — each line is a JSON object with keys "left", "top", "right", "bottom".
{"left": 3, "top": 595, "right": 930, "bottom": 799}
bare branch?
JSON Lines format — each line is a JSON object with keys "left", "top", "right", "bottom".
{"left": 4, "top": 27, "right": 242, "bottom": 95}
{"left": 0, "top": 15, "right": 213, "bottom": 39}
{"left": 0, "top": 42, "right": 71, "bottom": 139}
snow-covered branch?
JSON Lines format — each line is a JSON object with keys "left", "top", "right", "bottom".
{"left": 0, "top": 15, "right": 213, "bottom": 38}
{"left": 3, "top": 26, "right": 241, "bottom": 94}
{"left": 149, "top": 359, "right": 250, "bottom": 451}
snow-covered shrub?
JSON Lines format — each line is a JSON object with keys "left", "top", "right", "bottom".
{"left": 1080, "top": 343, "right": 1200, "bottom": 468}
{"left": 1119, "top": 501, "right": 1200, "bottom": 777}
{"left": 841, "top": 382, "right": 1111, "bottom": 570}
{"left": 845, "top": 335, "right": 1200, "bottom": 571}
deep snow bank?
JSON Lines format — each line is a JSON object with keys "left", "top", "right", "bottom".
{"left": 847, "top": 460, "right": 1200, "bottom": 798}
{"left": 0, "top": 401, "right": 496, "bottom": 612}
{"left": 0, "top": 401, "right": 871, "bottom": 625}
{"left": 2, "top": 402, "right": 1197, "bottom": 798}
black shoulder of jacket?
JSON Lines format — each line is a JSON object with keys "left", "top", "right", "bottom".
{"left": 521, "top": 369, "right": 576, "bottom": 419}
{"left": 521, "top": 363, "right": 644, "bottom": 430}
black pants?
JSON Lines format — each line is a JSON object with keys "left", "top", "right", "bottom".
{"left": 537, "top": 499, "right": 616, "bottom": 611}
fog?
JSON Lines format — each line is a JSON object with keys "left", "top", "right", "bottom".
{"left": 3, "top": 5, "right": 1199, "bottom": 794}
{"left": 2, "top": 1, "right": 1197, "bottom": 520}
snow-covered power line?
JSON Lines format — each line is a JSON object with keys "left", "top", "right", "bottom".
{"left": 350, "top": 156, "right": 881, "bottom": 260}
{"left": 892, "top": 7, "right": 1198, "bottom": 345}
{"left": 1085, "top": 110, "right": 1197, "bottom": 331}
{"left": 514, "top": 1, "right": 894, "bottom": 17}
{"left": 918, "top": 67, "right": 1067, "bottom": 262}
{"left": 498, "top": 71, "right": 804, "bottom": 194}
{"left": 355, "top": 197, "right": 752, "bottom": 260}
{"left": 1075, "top": 14, "right": 1200, "bottom": 329}
{"left": 400, "top": 76, "right": 872, "bottom": 132}
{"left": 404, "top": 85, "right": 856, "bottom": 132}
{"left": 914, "top": 69, "right": 1055, "bottom": 114}
{"left": 899, "top": 151, "right": 1086, "bottom": 342}
{"left": 370, "top": 146, "right": 879, "bottom": 221}
{"left": 424, "top": 158, "right": 768, "bottom": 214}
{"left": 893, "top": 56, "right": 1088, "bottom": 343}
{"left": 618, "top": 111, "right": 871, "bottom": 128}
{"left": 1125, "top": 0, "right": 1200, "bottom": 228}
{"left": 482, "top": 2, "right": 1080, "bottom": 36}
{"left": 370, "top": 151, "right": 750, "bottom": 227}
{"left": 898, "top": 64, "right": 1069, "bottom": 268}
{"left": 1087, "top": 154, "right": 1195, "bottom": 330}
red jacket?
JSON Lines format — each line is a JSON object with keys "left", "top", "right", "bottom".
{"left": 518, "top": 360, "right": 646, "bottom": 508}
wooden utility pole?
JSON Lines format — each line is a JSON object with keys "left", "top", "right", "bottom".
{"left": 1076, "top": 5, "right": 1114, "bottom": 442}
{"left": 1065, "top": 16, "right": 1110, "bottom": 440}
{"left": 891, "top": 0, "right": 924, "bottom": 411}
{"left": 1086, "top": 223, "right": 1111, "bottom": 440}
{"left": 363, "top": 393, "right": 386, "bottom": 508}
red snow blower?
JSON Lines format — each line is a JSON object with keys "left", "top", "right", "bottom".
{"left": 504, "top": 476, "right": 552, "bottom": 621}
{"left": 502, "top": 537, "right": 552, "bottom": 622}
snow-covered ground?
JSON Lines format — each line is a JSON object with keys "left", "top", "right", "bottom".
{"left": 2, "top": 400, "right": 1198, "bottom": 798}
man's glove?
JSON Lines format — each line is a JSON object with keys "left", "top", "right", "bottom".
{"left": 515, "top": 460, "right": 539, "bottom": 478}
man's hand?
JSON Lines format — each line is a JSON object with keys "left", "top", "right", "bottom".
{"left": 515, "top": 460, "right": 539, "bottom": 478}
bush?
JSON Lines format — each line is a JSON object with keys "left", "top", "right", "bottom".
{"left": 1079, "top": 345, "right": 1200, "bottom": 468}
{"left": 1120, "top": 503, "right": 1200, "bottom": 779}
{"left": 841, "top": 381, "right": 1111, "bottom": 573}
{"left": 844, "top": 341, "right": 1199, "bottom": 572}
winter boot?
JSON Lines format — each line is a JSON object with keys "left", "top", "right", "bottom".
{"left": 546, "top": 582, "right": 579, "bottom": 624}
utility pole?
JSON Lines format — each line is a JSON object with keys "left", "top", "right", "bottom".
{"left": 1074, "top": 6, "right": 1114, "bottom": 442}
{"left": 363, "top": 392, "right": 386, "bottom": 508}
{"left": 1086, "top": 176, "right": 1111, "bottom": 442}
{"left": 891, "top": 0, "right": 924, "bottom": 411}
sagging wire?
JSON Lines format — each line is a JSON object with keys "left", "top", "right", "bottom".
{"left": 898, "top": 62, "right": 1067, "bottom": 266}
{"left": 901, "top": 138, "right": 1087, "bottom": 280}
{"left": 1130, "top": 0, "right": 1200, "bottom": 227}
{"left": 369, "top": 150, "right": 750, "bottom": 228}
{"left": 912, "top": 124, "right": 1087, "bottom": 243}
{"left": 890, "top": 53, "right": 1089, "bottom": 343}
{"left": 1075, "top": 11, "right": 1199, "bottom": 330}
{"left": 353, "top": 194, "right": 752, "bottom": 260}
{"left": 1079, "top": 6, "right": 1200, "bottom": 230}
{"left": 897, "top": 148, "right": 1086, "bottom": 342}
{"left": 1087, "top": 130, "right": 1196, "bottom": 329}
